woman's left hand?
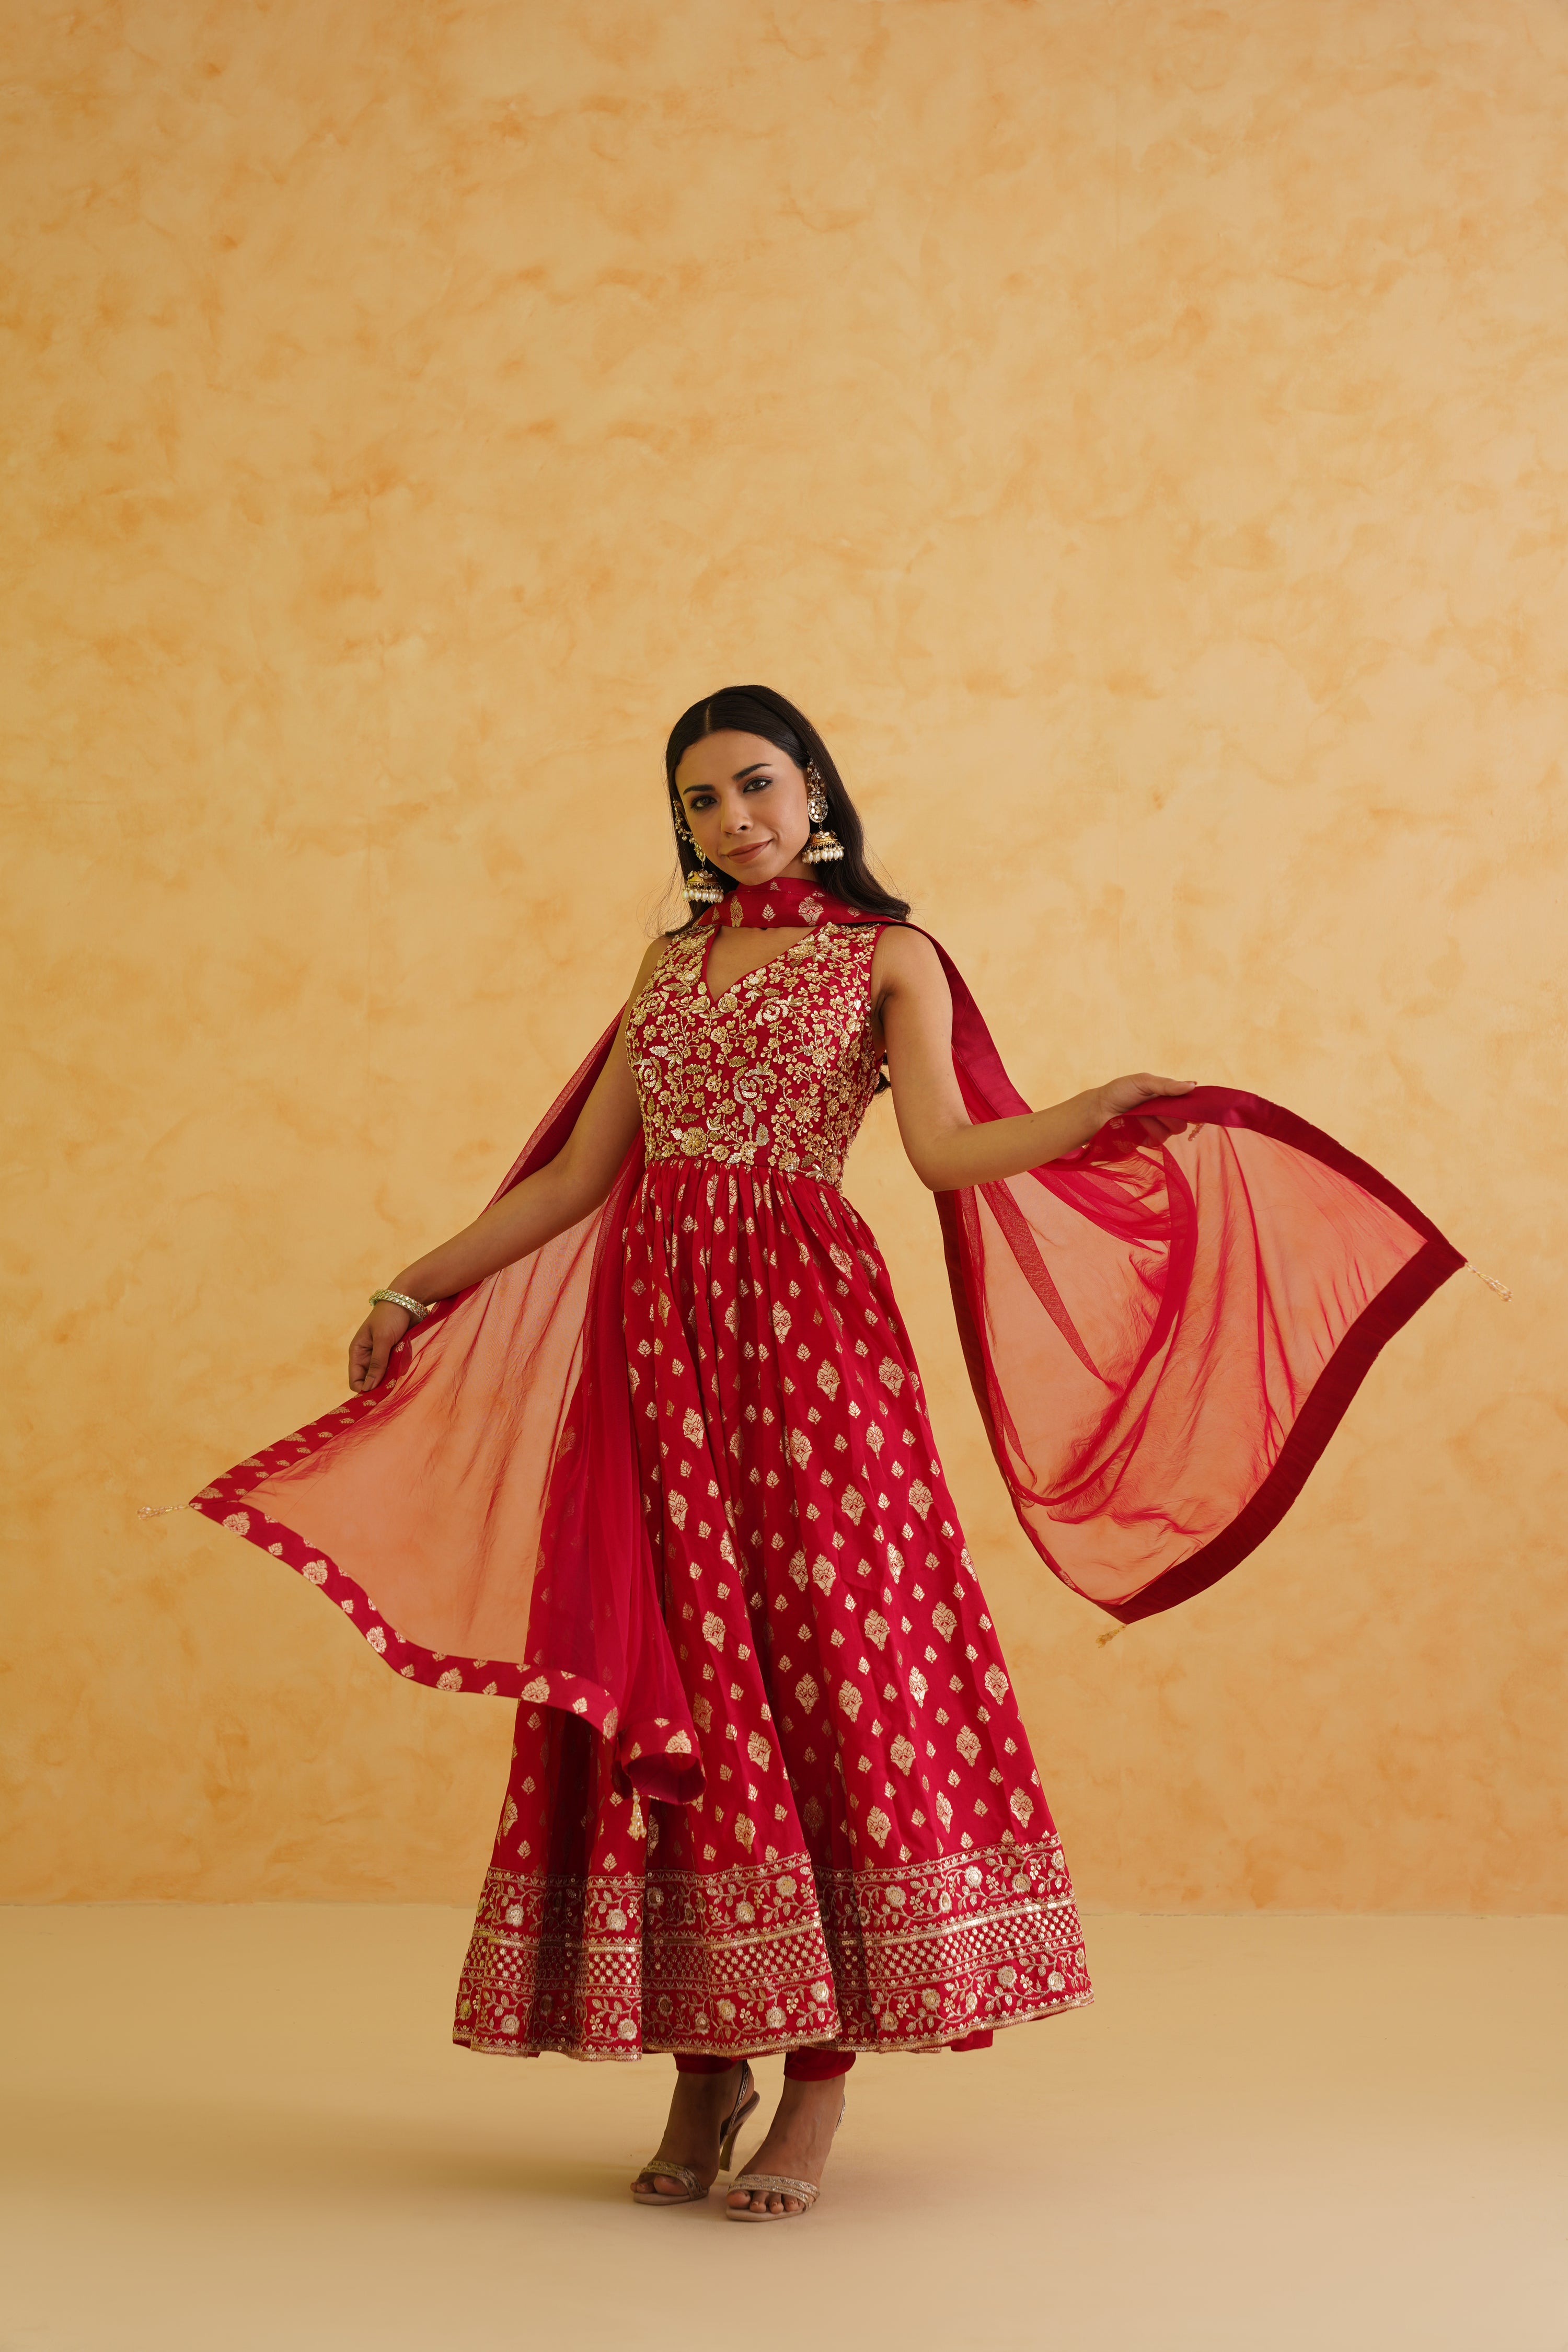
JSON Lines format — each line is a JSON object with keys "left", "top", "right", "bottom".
{"left": 1096, "top": 1073, "right": 1198, "bottom": 1142}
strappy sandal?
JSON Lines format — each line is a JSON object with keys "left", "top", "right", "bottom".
{"left": 631, "top": 2060, "right": 758, "bottom": 2207}
{"left": 725, "top": 2092, "right": 845, "bottom": 2222}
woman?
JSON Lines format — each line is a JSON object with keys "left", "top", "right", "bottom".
{"left": 193, "top": 686, "right": 1460, "bottom": 2222}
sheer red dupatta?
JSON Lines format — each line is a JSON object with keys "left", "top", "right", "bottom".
{"left": 926, "top": 947, "right": 1463, "bottom": 1621}
{"left": 190, "top": 1020, "right": 703, "bottom": 1802}
{"left": 191, "top": 880, "right": 1461, "bottom": 1795}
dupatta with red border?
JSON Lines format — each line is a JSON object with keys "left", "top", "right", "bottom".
{"left": 191, "top": 880, "right": 1462, "bottom": 1801}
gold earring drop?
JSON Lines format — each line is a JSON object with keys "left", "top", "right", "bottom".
{"left": 800, "top": 762, "right": 845, "bottom": 864}
{"left": 675, "top": 812, "right": 726, "bottom": 905}
{"left": 683, "top": 857, "right": 725, "bottom": 906}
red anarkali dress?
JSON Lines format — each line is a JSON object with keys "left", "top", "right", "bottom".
{"left": 190, "top": 875, "right": 1461, "bottom": 2072}
{"left": 454, "top": 899, "right": 1088, "bottom": 2061}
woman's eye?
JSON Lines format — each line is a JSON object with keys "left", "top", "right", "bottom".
{"left": 743, "top": 777, "right": 770, "bottom": 792}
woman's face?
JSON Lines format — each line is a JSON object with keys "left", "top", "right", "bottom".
{"left": 672, "top": 731, "right": 814, "bottom": 886}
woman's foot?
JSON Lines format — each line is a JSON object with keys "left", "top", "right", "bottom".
{"left": 725, "top": 2076, "right": 844, "bottom": 2216}
{"left": 632, "top": 2062, "right": 748, "bottom": 2202}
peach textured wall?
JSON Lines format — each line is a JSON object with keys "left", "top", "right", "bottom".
{"left": 4, "top": 0, "right": 1565, "bottom": 1910}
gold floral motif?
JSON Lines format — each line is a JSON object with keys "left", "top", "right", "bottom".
{"left": 627, "top": 925, "right": 883, "bottom": 1190}
{"left": 453, "top": 1835, "right": 1090, "bottom": 2060}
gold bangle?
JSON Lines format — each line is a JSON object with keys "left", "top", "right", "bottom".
{"left": 370, "top": 1288, "right": 433, "bottom": 1323}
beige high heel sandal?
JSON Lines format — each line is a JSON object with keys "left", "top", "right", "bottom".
{"left": 631, "top": 2061, "right": 759, "bottom": 2207}
{"left": 725, "top": 2091, "right": 846, "bottom": 2222}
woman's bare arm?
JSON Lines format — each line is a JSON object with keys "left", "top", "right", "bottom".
{"left": 874, "top": 926, "right": 1195, "bottom": 1193}
{"left": 349, "top": 939, "right": 663, "bottom": 1391}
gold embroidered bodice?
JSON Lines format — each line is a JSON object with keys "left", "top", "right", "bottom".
{"left": 627, "top": 921, "right": 884, "bottom": 1187}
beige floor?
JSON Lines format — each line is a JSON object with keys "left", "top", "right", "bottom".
{"left": 2, "top": 1907, "right": 1564, "bottom": 2352}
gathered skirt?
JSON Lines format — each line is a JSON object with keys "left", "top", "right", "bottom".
{"left": 454, "top": 1157, "right": 1091, "bottom": 2060}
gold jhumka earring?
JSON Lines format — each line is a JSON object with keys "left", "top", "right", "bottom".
{"left": 800, "top": 762, "right": 845, "bottom": 864}
{"left": 675, "top": 810, "right": 726, "bottom": 905}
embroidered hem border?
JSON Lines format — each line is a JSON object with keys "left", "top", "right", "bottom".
{"left": 457, "top": 1987, "right": 1095, "bottom": 2063}
{"left": 453, "top": 1836, "right": 1090, "bottom": 2061}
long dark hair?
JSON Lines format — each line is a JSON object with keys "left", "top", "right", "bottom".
{"left": 663, "top": 685, "right": 910, "bottom": 931}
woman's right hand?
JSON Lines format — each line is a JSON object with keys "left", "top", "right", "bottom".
{"left": 349, "top": 1301, "right": 413, "bottom": 1394}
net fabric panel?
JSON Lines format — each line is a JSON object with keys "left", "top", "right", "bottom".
{"left": 193, "top": 914, "right": 1462, "bottom": 1769}
{"left": 194, "top": 1019, "right": 623, "bottom": 1671}
{"left": 941, "top": 1107, "right": 1448, "bottom": 1613}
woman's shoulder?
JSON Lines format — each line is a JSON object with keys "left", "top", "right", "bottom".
{"left": 869, "top": 920, "right": 946, "bottom": 987}
{"left": 627, "top": 923, "right": 699, "bottom": 1009}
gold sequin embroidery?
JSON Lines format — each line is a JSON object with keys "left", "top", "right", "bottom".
{"left": 627, "top": 925, "right": 883, "bottom": 1189}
